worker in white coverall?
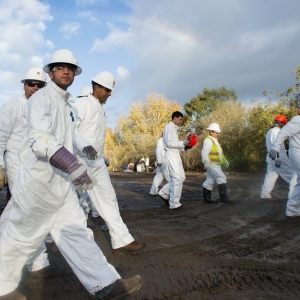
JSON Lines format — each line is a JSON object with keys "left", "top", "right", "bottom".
{"left": 73, "top": 72, "right": 145, "bottom": 255}
{"left": 261, "top": 115, "right": 297, "bottom": 199}
{"left": 269, "top": 111, "right": 300, "bottom": 218}
{"left": 149, "top": 134, "right": 170, "bottom": 196}
{"left": 0, "top": 49, "right": 143, "bottom": 300}
{"left": 0, "top": 67, "right": 57, "bottom": 278}
{"left": 160, "top": 111, "right": 189, "bottom": 210}
{"left": 74, "top": 86, "right": 100, "bottom": 228}
{"left": 201, "top": 123, "right": 231, "bottom": 204}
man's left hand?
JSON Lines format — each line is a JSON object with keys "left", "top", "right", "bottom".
{"left": 268, "top": 149, "right": 277, "bottom": 160}
{"left": 82, "top": 146, "right": 98, "bottom": 160}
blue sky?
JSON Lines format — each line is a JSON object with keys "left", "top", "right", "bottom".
{"left": 1, "top": 0, "right": 300, "bottom": 127}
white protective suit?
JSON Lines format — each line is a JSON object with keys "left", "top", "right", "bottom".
{"left": 163, "top": 121, "right": 185, "bottom": 209}
{"left": 74, "top": 93, "right": 134, "bottom": 249}
{"left": 0, "top": 81, "right": 120, "bottom": 296}
{"left": 260, "top": 126, "right": 297, "bottom": 199}
{"left": 271, "top": 116, "right": 300, "bottom": 217}
{"left": 149, "top": 137, "right": 170, "bottom": 195}
{"left": 201, "top": 136, "right": 227, "bottom": 191}
{"left": 0, "top": 95, "right": 50, "bottom": 272}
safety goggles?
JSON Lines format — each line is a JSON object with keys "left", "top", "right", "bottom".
{"left": 26, "top": 81, "right": 46, "bottom": 88}
{"left": 211, "top": 131, "right": 220, "bottom": 135}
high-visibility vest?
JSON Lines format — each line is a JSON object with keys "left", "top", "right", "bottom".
{"left": 205, "top": 137, "right": 226, "bottom": 165}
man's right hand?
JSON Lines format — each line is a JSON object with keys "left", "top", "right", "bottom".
{"left": 268, "top": 149, "right": 278, "bottom": 160}
{"left": 68, "top": 164, "right": 97, "bottom": 190}
{"left": 0, "top": 166, "right": 7, "bottom": 190}
{"left": 50, "top": 147, "right": 97, "bottom": 190}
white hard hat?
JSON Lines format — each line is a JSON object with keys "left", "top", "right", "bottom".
{"left": 207, "top": 123, "right": 221, "bottom": 133}
{"left": 20, "top": 67, "right": 47, "bottom": 83}
{"left": 91, "top": 71, "right": 115, "bottom": 90}
{"left": 43, "top": 49, "right": 82, "bottom": 76}
{"left": 77, "top": 86, "right": 92, "bottom": 98}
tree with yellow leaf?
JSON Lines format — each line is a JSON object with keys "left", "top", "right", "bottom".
{"left": 105, "top": 93, "right": 182, "bottom": 170}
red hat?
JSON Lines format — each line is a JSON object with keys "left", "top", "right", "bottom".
{"left": 187, "top": 134, "right": 197, "bottom": 147}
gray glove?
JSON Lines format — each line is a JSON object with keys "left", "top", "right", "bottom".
{"left": 50, "top": 147, "right": 97, "bottom": 190}
{"left": 82, "top": 146, "right": 98, "bottom": 160}
{"left": 69, "top": 164, "right": 97, "bottom": 190}
{"left": 183, "top": 140, "right": 189, "bottom": 146}
{"left": 275, "top": 158, "right": 281, "bottom": 168}
{"left": 268, "top": 149, "right": 278, "bottom": 160}
{"left": 204, "top": 162, "right": 211, "bottom": 170}
{"left": 157, "top": 162, "right": 162, "bottom": 167}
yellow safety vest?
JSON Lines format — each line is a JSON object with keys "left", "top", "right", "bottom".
{"left": 205, "top": 137, "right": 226, "bottom": 165}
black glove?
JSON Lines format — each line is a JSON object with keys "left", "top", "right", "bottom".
{"left": 104, "top": 157, "right": 110, "bottom": 167}
{"left": 184, "top": 146, "right": 192, "bottom": 151}
{"left": 275, "top": 158, "right": 281, "bottom": 168}
{"left": 82, "top": 146, "right": 98, "bottom": 160}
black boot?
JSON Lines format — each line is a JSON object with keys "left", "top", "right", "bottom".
{"left": 203, "top": 187, "right": 219, "bottom": 204}
{"left": 218, "top": 183, "right": 231, "bottom": 203}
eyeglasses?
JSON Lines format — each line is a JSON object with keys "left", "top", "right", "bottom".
{"left": 26, "top": 81, "right": 46, "bottom": 88}
{"left": 52, "top": 66, "right": 76, "bottom": 73}
{"left": 212, "top": 131, "right": 220, "bottom": 135}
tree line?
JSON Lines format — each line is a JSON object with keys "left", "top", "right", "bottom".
{"left": 104, "top": 67, "right": 300, "bottom": 172}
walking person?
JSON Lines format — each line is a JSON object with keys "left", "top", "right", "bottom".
{"left": 261, "top": 115, "right": 297, "bottom": 200}
{"left": 0, "top": 67, "right": 56, "bottom": 278}
{"left": 201, "top": 123, "right": 231, "bottom": 204}
{"left": 73, "top": 72, "right": 146, "bottom": 254}
{"left": 160, "top": 111, "right": 190, "bottom": 210}
{"left": 0, "top": 50, "right": 144, "bottom": 300}
{"left": 149, "top": 134, "right": 170, "bottom": 196}
{"left": 269, "top": 112, "right": 300, "bottom": 218}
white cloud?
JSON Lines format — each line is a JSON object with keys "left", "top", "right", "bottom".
{"left": 59, "top": 22, "right": 81, "bottom": 39}
{"left": 90, "top": 23, "right": 134, "bottom": 52}
{"left": 1, "top": 0, "right": 300, "bottom": 130}
{"left": 77, "top": 11, "right": 102, "bottom": 24}
{"left": 239, "top": 24, "right": 300, "bottom": 52}
{"left": 117, "top": 66, "right": 130, "bottom": 80}
{"left": 74, "top": 0, "right": 105, "bottom": 6}
{"left": 87, "top": 0, "right": 300, "bottom": 128}
{"left": 0, "top": 0, "right": 53, "bottom": 103}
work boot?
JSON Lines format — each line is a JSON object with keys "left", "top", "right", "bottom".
{"left": 217, "top": 183, "right": 231, "bottom": 203}
{"left": 0, "top": 290, "right": 27, "bottom": 300}
{"left": 158, "top": 190, "right": 169, "bottom": 206}
{"left": 113, "top": 241, "right": 146, "bottom": 255}
{"left": 203, "top": 187, "right": 219, "bottom": 204}
{"left": 96, "top": 275, "right": 145, "bottom": 299}
{"left": 28, "top": 265, "right": 57, "bottom": 278}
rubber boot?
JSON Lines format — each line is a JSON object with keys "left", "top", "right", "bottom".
{"left": 203, "top": 187, "right": 219, "bottom": 204}
{"left": 218, "top": 183, "right": 231, "bottom": 203}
